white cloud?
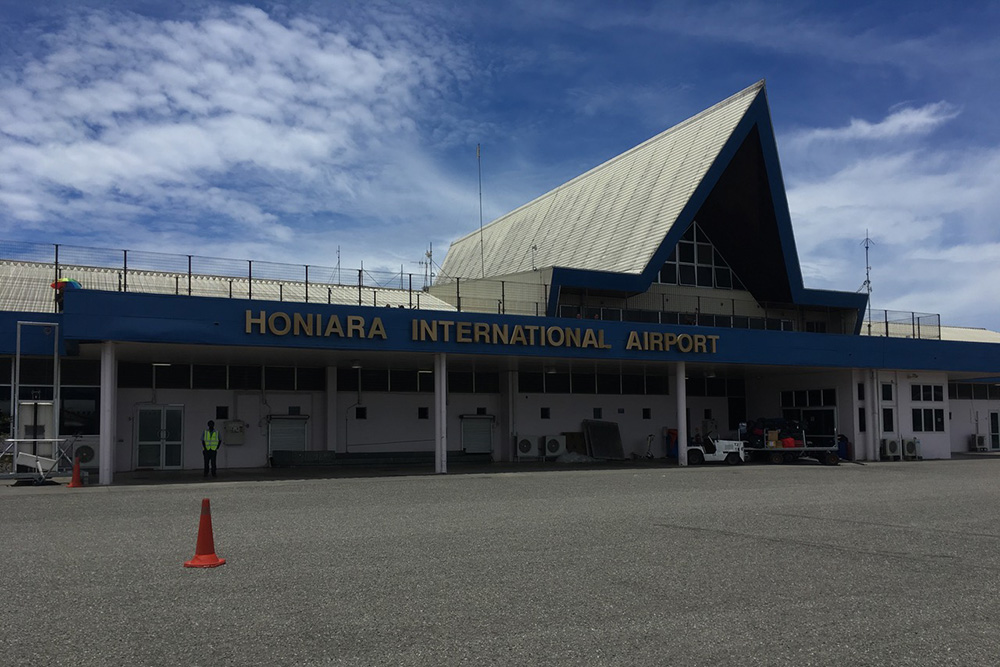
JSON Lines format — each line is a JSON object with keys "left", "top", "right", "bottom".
{"left": 0, "top": 4, "right": 476, "bottom": 267}
{"left": 785, "top": 104, "right": 1000, "bottom": 328}
{"left": 788, "top": 102, "right": 960, "bottom": 147}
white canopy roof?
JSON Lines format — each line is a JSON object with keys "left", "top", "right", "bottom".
{"left": 441, "top": 81, "right": 765, "bottom": 281}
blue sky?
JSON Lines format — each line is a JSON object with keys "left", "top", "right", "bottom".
{"left": 1, "top": 1, "right": 999, "bottom": 328}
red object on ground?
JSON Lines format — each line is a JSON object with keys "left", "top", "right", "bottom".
{"left": 184, "top": 498, "right": 226, "bottom": 568}
{"left": 67, "top": 456, "right": 83, "bottom": 488}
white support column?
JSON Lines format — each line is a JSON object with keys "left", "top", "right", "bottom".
{"left": 325, "top": 366, "right": 338, "bottom": 452}
{"left": 867, "top": 370, "right": 879, "bottom": 461}
{"left": 99, "top": 341, "right": 116, "bottom": 485}
{"left": 434, "top": 353, "right": 447, "bottom": 474}
{"left": 675, "top": 361, "right": 687, "bottom": 466}
{"left": 504, "top": 370, "right": 517, "bottom": 463}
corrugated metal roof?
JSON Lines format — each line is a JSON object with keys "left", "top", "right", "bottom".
{"left": 441, "top": 81, "right": 765, "bottom": 281}
{"left": 0, "top": 261, "right": 457, "bottom": 313}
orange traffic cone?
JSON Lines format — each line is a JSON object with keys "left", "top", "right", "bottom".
{"left": 184, "top": 498, "right": 226, "bottom": 568}
{"left": 67, "top": 456, "right": 84, "bottom": 488}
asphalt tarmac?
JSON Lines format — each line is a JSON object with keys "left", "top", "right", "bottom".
{"left": 2, "top": 458, "right": 999, "bottom": 666}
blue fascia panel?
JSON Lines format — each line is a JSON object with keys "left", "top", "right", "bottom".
{"left": 58, "top": 290, "right": 1000, "bottom": 374}
{"left": 0, "top": 311, "right": 63, "bottom": 355}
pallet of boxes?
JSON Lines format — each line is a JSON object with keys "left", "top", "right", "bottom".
{"left": 742, "top": 417, "right": 839, "bottom": 466}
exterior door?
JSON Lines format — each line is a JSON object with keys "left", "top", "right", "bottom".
{"left": 136, "top": 406, "right": 184, "bottom": 469}
{"left": 801, "top": 408, "right": 837, "bottom": 448}
{"left": 991, "top": 412, "right": 1000, "bottom": 450}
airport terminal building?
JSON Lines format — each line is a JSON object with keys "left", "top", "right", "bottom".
{"left": 4, "top": 80, "right": 1000, "bottom": 485}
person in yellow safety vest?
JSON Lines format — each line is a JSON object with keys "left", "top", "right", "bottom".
{"left": 202, "top": 420, "right": 222, "bottom": 478}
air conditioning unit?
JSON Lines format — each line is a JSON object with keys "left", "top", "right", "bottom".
{"left": 540, "top": 434, "right": 567, "bottom": 458}
{"left": 903, "top": 439, "right": 920, "bottom": 460}
{"left": 880, "top": 438, "right": 901, "bottom": 461}
{"left": 515, "top": 435, "right": 541, "bottom": 460}
{"left": 971, "top": 434, "right": 988, "bottom": 452}
{"left": 72, "top": 436, "right": 100, "bottom": 470}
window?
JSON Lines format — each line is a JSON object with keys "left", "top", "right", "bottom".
{"left": 61, "top": 360, "right": 100, "bottom": 386}
{"left": 447, "top": 371, "right": 474, "bottom": 393}
{"left": 911, "top": 384, "right": 944, "bottom": 402}
{"left": 355, "top": 407, "right": 367, "bottom": 420}
{"left": 518, "top": 372, "right": 544, "bottom": 393}
{"left": 337, "top": 368, "right": 359, "bottom": 392}
{"left": 390, "top": 370, "right": 418, "bottom": 392}
{"left": 474, "top": 372, "right": 500, "bottom": 394}
{"left": 540, "top": 407, "right": 550, "bottom": 419}
{"left": 193, "top": 365, "right": 227, "bottom": 389}
{"left": 571, "top": 371, "right": 596, "bottom": 394}
{"left": 297, "top": 367, "right": 326, "bottom": 391}
{"left": 882, "top": 408, "right": 894, "bottom": 433}
{"left": 881, "top": 383, "right": 893, "bottom": 401}
{"left": 593, "top": 408, "right": 602, "bottom": 420}
{"left": 264, "top": 366, "right": 295, "bottom": 391}
{"left": 20, "top": 358, "right": 55, "bottom": 385}
{"left": 645, "top": 375, "right": 669, "bottom": 395}
{"left": 118, "top": 362, "right": 153, "bottom": 388}
{"left": 60, "top": 387, "right": 99, "bottom": 435}
{"left": 596, "top": 374, "right": 620, "bottom": 394}
{"left": 912, "top": 408, "right": 945, "bottom": 432}
{"left": 622, "top": 374, "right": 645, "bottom": 395}
{"left": 857, "top": 383, "right": 865, "bottom": 401}
{"left": 780, "top": 388, "right": 837, "bottom": 407}
{"left": 418, "top": 407, "right": 429, "bottom": 420}
{"left": 154, "top": 364, "right": 191, "bottom": 389}
{"left": 545, "top": 373, "right": 571, "bottom": 393}
{"left": 858, "top": 407, "right": 866, "bottom": 432}
{"left": 360, "top": 369, "right": 389, "bottom": 392}
{"left": 657, "top": 221, "right": 746, "bottom": 291}
{"left": 642, "top": 408, "right": 651, "bottom": 420}
{"left": 230, "top": 365, "right": 262, "bottom": 390}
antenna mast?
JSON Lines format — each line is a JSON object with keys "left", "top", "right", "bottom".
{"left": 421, "top": 243, "right": 433, "bottom": 287}
{"left": 477, "top": 144, "right": 485, "bottom": 279}
{"left": 861, "top": 230, "right": 874, "bottom": 335}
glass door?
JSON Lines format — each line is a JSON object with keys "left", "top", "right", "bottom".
{"left": 136, "top": 406, "right": 184, "bottom": 469}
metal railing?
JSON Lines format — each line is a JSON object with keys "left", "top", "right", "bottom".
{"left": 0, "top": 241, "right": 941, "bottom": 338}
{"left": 862, "top": 310, "right": 941, "bottom": 340}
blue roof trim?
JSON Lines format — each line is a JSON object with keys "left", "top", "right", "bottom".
{"left": 799, "top": 288, "right": 869, "bottom": 335}
{"left": 543, "top": 86, "right": 868, "bottom": 328}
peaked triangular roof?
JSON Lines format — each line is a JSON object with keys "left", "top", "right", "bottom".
{"left": 441, "top": 81, "right": 766, "bottom": 280}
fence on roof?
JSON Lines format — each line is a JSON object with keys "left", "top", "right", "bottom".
{"left": 1, "top": 240, "right": 548, "bottom": 315}
{"left": 861, "top": 310, "right": 941, "bottom": 340}
{"left": 0, "top": 240, "right": 942, "bottom": 339}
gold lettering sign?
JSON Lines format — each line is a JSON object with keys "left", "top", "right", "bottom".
{"left": 626, "top": 330, "right": 718, "bottom": 353}
{"left": 244, "top": 311, "right": 717, "bottom": 354}
{"left": 245, "top": 310, "right": 386, "bottom": 339}
{"left": 411, "top": 320, "right": 612, "bottom": 350}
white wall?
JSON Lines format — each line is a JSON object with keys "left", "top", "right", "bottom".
{"left": 115, "top": 388, "right": 326, "bottom": 471}
{"left": 337, "top": 392, "right": 434, "bottom": 454}
{"left": 871, "top": 371, "right": 951, "bottom": 460}
{"left": 512, "top": 393, "right": 676, "bottom": 458}
{"left": 335, "top": 391, "right": 504, "bottom": 455}
{"left": 949, "top": 400, "right": 998, "bottom": 453}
